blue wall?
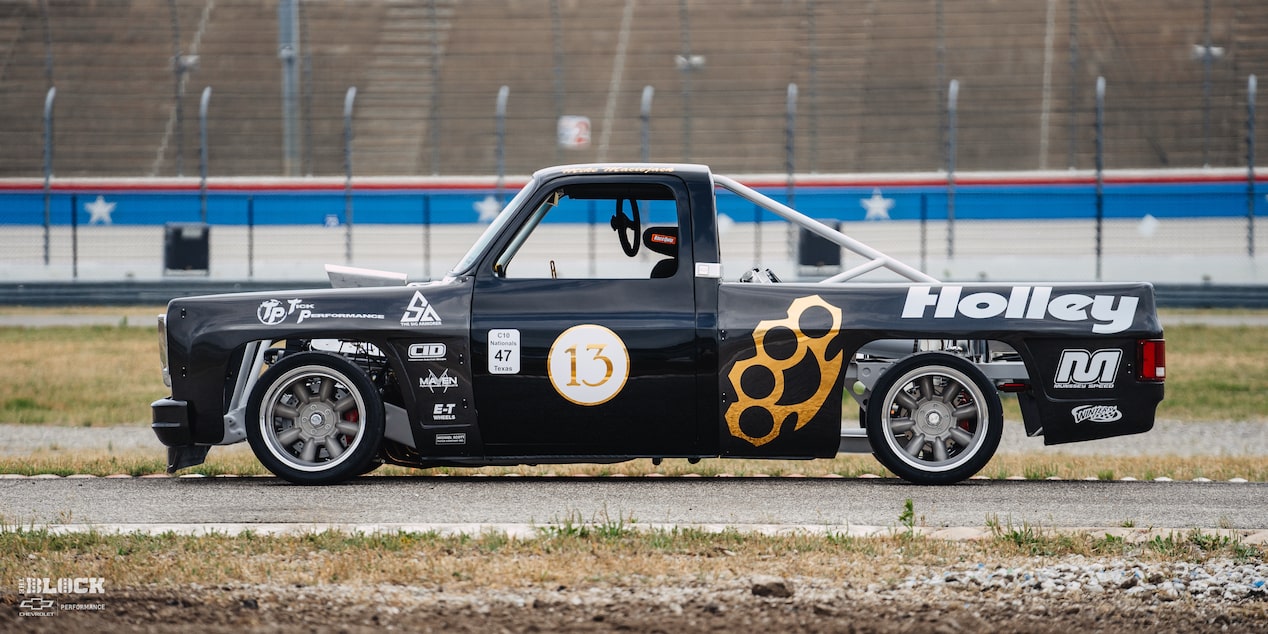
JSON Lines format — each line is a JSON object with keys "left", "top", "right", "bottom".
{"left": 1, "top": 178, "right": 1263, "bottom": 227}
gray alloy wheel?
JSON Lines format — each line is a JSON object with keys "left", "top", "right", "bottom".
{"left": 246, "top": 352, "right": 384, "bottom": 485}
{"left": 865, "top": 353, "right": 1002, "bottom": 485}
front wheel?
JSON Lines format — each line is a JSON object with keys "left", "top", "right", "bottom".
{"left": 865, "top": 353, "right": 1002, "bottom": 485}
{"left": 246, "top": 352, "right": 384, "bottom": 484}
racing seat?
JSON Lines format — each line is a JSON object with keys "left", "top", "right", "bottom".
{"left": 643, "top": 226, "right": 678, "bottom": 278}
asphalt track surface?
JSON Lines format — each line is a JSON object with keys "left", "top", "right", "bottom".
{"left": 2, "top": 476, "right": 1265, "bottom": 532}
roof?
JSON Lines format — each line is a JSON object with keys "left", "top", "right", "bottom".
{"left": 531, "top": 163, "right": 714, "bottom": 181}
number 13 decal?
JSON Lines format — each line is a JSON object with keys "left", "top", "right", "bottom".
{"left": 548, "top": 325, "right": 629, "bottom": 405}
{"left": 565, "top": 344, "right": 614, "bottom": 387}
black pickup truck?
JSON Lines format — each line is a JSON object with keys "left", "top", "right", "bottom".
{"left": 151, "top": 163, "right": 1165, "bottom": 484}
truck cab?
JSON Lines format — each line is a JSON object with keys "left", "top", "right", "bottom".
{"left": 152, "top": 163, "right": 1164, "bottom": 485}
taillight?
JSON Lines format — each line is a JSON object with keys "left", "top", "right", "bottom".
{"left": 157, "top": 313, "right": 171, "bottom": 387}
{"left": 1137, "top": 339, "right": 1165, "bottom": 382}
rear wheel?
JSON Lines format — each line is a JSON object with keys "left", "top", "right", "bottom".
{"left": 865, "top": 353, "right": 1002, "bottom": 484}
{"left": 246, "top": 352, "right": 384, "bottom": 484}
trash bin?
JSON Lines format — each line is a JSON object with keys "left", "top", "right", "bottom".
{"left": 164, "top": 222, "right": 210, "bottom": 274}
{"left": 798, "top": 222, "right": 841, "bottom": 267}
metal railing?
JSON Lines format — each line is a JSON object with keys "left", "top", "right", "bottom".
{"left": 3, "top": 0, "right": 1264, "bottom": 178}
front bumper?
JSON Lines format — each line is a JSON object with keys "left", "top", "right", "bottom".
{"left": 151, "top": 397, "right": 191, "bottom": 446}
{"left": 152, "top": 397, "right": 211, "bottom": 472}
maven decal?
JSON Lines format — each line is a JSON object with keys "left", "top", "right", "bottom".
{"left": 901, "top": 286, "right": 1139, "bottom": 334}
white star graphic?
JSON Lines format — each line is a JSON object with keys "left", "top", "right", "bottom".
{"left": 473, "top": 195, "right": 503, "bottom": 223}
{"left": 85, "top": 195, "right": 116, "bottom": 225}
{"left": 860, "top": 189, "right": 894, "bottom": 221}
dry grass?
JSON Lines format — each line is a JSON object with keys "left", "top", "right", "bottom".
{"left": 0, "top": 306, "right": 164, "bottom": 318}
{"left": 2, "top": 448, "right": 1266, "bottom": 482}
{"left": 0, "top": 325, "right": 166, "bottom": 425}
{"left": 0, "top": 522, "right": 1260, "bottom": 591}
{"left": 1159, "top": 323, "right": 1268, "bottom": 421}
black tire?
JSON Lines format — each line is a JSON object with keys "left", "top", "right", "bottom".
{"left": 865, "top": 353, "right": 1002, "bottom": 485}
{"left": 246, "top": 352, "right": 384, "bottom": 485}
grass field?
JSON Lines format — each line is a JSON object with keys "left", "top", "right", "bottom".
{"left": 0, "top": 307, "right": 1264, "bottom": 479}
{"left": 1, "top": 308, "right": 1264, "bottom": 426}
{"left": 0, "top": 519, "right": 1260, "bottom": 590}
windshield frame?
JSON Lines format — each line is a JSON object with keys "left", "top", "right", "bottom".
{"left": 448, "top": 178, "right": 539, "bottom": 277}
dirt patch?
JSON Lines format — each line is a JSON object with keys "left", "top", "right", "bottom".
{"left": 4, "top": 578, "right": 1266, "bottom": 633}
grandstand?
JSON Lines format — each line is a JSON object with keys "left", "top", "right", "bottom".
{"left": 0, "top": 0, "right": 1263, "bottom": 178}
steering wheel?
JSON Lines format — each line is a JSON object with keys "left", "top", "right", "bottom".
{"left": 609, "top": 198, "right": 641, "bottom": 257}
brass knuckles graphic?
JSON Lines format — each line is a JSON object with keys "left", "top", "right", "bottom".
{"left": 725, "top": 295, "right": 843, "bottom": 446}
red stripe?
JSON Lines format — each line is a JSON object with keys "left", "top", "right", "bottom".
{"left": 0, "top": 172, "right": 1261, "bottom": 193}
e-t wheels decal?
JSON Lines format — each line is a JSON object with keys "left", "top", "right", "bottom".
{"left": 725, "top": 295, "right": 843, "bottom": 446}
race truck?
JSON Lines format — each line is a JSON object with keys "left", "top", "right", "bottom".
{"left": 151, "top": 163, "right": 1166, "bottom": 485}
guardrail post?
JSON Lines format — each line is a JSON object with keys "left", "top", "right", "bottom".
{"left": 640, "top": 85, "right": 654, "bottom": 162}
{"left": 167, "top": 0, "right": 184, "bottom": 176}
{"left": 946, "top": 79, "right": 958, "bottom": 260}
{"left": 42, "top": 86, "right": 55, "bottom": 267}
{"left": 344, "top": 86, "right": 357, "bottom": 265}
{"left": 1095, "top": 76, "right": 1105, "bottom": 281}
{"left": 786, "top": 83, "right": 797, "bottom": 207}
{"left": 428, "top": 0, "right": 443, "bottom": 175}
{"left": 496, "top": 85, "right": 509, "bottom": 201}
{"left": 70, "top": 193, "right": 77, "bottom": 280}
{"left": 1202, "top": 0, "right": 1213, "bottom": 167}
{"left": 1067, "top": 0, "right": 1079, "bottom": 169}
{"left": 278, "top": 0, "right": 300, "bottom": 176}
{"left": 678, "top": 0, "right": 693, "bottom": 161}
{"left": 1249, "top": 74, "right": 1258, "bottom": 258}
{"left": 247, "top": 195, "right": 255, "bottom": 279}
{"left": 920, "top": 193, "right": 929, "bottom": 273}
{"left": 199, "top": 86, "right": 211, "bottom": 223}
{"left": 422, "top": 195, "right": 432, "bottom": 280}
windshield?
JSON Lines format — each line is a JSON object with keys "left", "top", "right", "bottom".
{"left": 449, "top": 178, "right": 538, "bottom": 276}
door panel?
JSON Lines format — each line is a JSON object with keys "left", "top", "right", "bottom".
{"left": 469, "top": 177, "right": 700, "bottom": 455}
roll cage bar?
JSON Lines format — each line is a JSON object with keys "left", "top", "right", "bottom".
{"left": 711, "top": 174, "right": 939, "bottom": 284}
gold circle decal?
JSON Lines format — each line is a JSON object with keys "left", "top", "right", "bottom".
{"left": 547, "top": 324, "right": 630, "bottom": 406}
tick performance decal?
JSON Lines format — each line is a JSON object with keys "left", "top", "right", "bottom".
{"left": 256, "top": 298, "right": 383, "bottom": 324}
{"left": 901, "top": 286, "right": 1139, "bottom": 334}
{"left": 547, "top": 325, "right": 629, "bottom": 406}
{"left": 725, "top": 295, "right": 843, "bottom": 447}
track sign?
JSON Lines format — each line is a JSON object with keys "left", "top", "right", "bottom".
{"left": 557, "top": 116, "right": 591, "bottom": 149}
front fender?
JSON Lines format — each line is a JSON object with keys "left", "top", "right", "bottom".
{"left": 162, "top": 279, "right": 473, "bottom": 445}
